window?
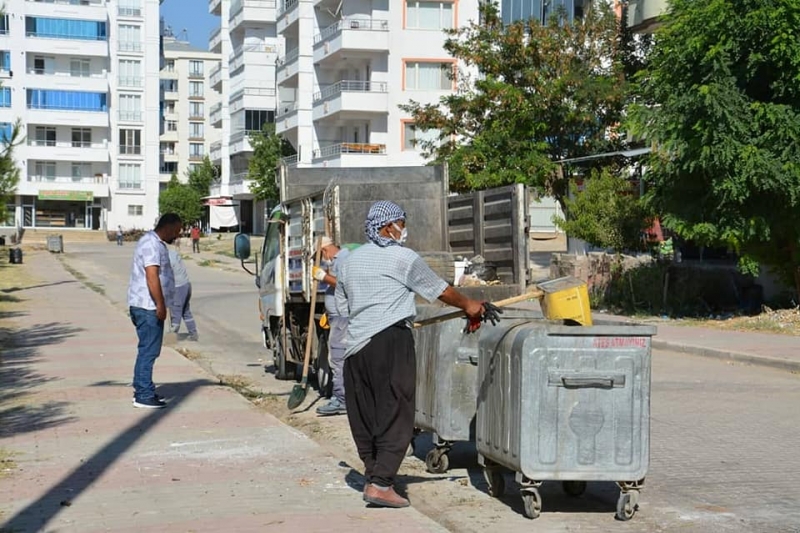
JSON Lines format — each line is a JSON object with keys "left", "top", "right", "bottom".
{"left": 26, "top": 90, "right": 107, "bottom": 111}
{"left": 70, "top": 58, "right": 91, "bottom": 77}
{"left": 404, "top": 61, "right": 453, "bottom": 90}
{"left": 160, "top": 142, "right": 176, "bottom": 155}
{"left": 71, "top": 163, "right": 91, "bottom": 181}
{"left": 71, "top": 128, "right": 91, "bottom": 147}
{"left": 119, "top": 129, "right": 141, "bottom": 155}
{"left": 403, "top": 122, "right": 442, "bottom": 151}
{"left": 244, "top": 109, "right": 275, "bottom": 132}
{"left": 160, "top": 161, "right": 177, "bottom": 174}
{"left": 0, "top": 87, "right": 9, "bottom": 108}
{"left": 189, "top": 122, "right": 204, "bottom": 139}
{"left": 0, "top": 15, "right": 8, "bottom": 35}
{"left": 118, "top": 24, "right": 142, "bottom": 51}
{"left": 119, "top": 0, "right": 143, "bottom": 17}
{"left": 119, "top": 94, "right": 142, "bottom": 121}
{"left": 0, "top": 122, "right": 13, "bottom": 143}
{"left": 35, "top": 161, "right": 57, "bottom": 180}
{"left": 128, "top": 204, "right": 143, "bottom": 216}
{"left": 189, "top": 60, "right": 203, "bottom": 77}
{"left": 189, "top": 102, "right": 204, "bottom": 119}
{"left": 34, "top": 127, "right": 56, "bottom": 147}
{"left": 119, "top": 163, "right": 142, "bottom": 189}
{"left": 118, "top": 59, "right": 141, "bottom": 86}
{"left": 189, "top": 143, "right": 204, "bottom": 158}
{"left": 188, "top": 163, "right": 200, "bottom": 174}
{"left": 406, "top": 1, "right": 454, "bottom": 30}
{"left": 161, "top": 79, "right": 178, "bottom": 92}
{"left": 164, "top": 60, "right": 175, "bottom": 72}
{"left": 0, "top": 51, "right": 10, "bottom": 72}
{"left": 25, "top": 17, "right": 107, "bottom": 40}
{"left": 166, "top": 120, "right": 177, "bottom": 132}
{"left": 189, "top": 81, "right": 204, "bottom": 97}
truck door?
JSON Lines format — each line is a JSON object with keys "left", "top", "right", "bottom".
{"left": 259, "top": 209, "right": 285, "bottom": 323}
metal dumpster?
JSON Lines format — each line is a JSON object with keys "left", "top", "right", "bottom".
{"left": 412, "top": 284, "right": 535, "bottom": 473}
{"left": 47, "top": 234, "right": 63, "bottom": 253}
{"left": 476, "top": 320, "right": 656, "bottom": 521}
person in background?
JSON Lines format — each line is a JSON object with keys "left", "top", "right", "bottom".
{"left": 312, "top": 236, "right": 350, "bottom": 417}
{"left": 168, "top": 245, "right": 198, "bottom": 341}
{"left": 191, "top": 224, "right": 201, "bottom": 254}
{"left": 127, "top": 213, "right": 182, "bottom": 409}
{"left": 116, "top": 225, "right": 124, "bottom": 246}
{"left": 335, "top": 201, "right": 501, "bottom": 509}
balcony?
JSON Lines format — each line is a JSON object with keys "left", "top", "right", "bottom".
{"left": 312, "top": 142, "right": 386, "bottom": 167}
{"left": 25, "top": 30, "right": 108, "bottom": 57}
{"left": 276, "top": 0, "right": 298, "bottom": 25}
{"left": 159, "top": 128, "right": 178, "bottom": 142}
{"left": 24, "top": 0, "right": 107, "bottom": 23}
{"left": 118, "top": 4, "right": 143, "bottom": 18}
{"left": 230, "top": 0, "right": 277, "bottom": 32}
{"left": 118, "top": 110, "right": 143, "bottom": 124}
{"left": 229, "top": 86, "right": 276, "bottom": 113}
{"left": 209, "top": 0, "right": 222, "bottom": 16}
{"left": 229, "top": 129, "right": 255, "bottom": 155}
{"left": 313, "top": 18, "right": 389, "bottom": 64}
{"left": 163, "top": 90, "right": 179, "bottom": 101}
{"left": 281, "top": 154, "right": 298, "bottom": 168}
{"left": 312, "top": 80, "right": 388, "bottom": 121}
{"left": 275, "top": 101, "right": 299, "bottom": 134}
{"left": 189, "top": 153, "right": 206, "bottom": 162}
{"left": 118, "top": 41, "right": 143, "bottom": 55}
{"left": 26, "top": 106, "right": 109, "bottom": 128}
{"left": 210, "top": 140, "right": 222, "bottom": 162}
{"left": 26, "top": 139, "right": 109, "bottom": 163}
{"left": 210, "top": 102, "right": 223, "bottom": 127}
{"left": 276, "top": 47, "right": 299, "bottom": 82}
{"left": 118, "top": 76, "right": 143, "bottom": 89}
{"left": 210, "top": 62, "right": 222, "bottom": 91}
{"left": 229, "top": 43, "right": 277, "bottom": 73}
{"left": 25, "top": 68, "right": 108, "bottom": 92}
{"left": 160, "top": 149, "right": 179, "bottom": 162}
{"left": 209, "top": 26, "right": 222, "bottom": 53}
{"left": 160, "top": 65, "right": 178, "bottom": 79}
{"left": 21, "top": 174, "right": 111, "bottom": 199}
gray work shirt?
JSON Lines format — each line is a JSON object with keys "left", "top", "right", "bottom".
{"left": 324, "top": 247, "right": 350, "bottom": 317}
{"left": 168, "top": 249, "right": 190, "bottom": 288}
{"left": 335, "top": 243, "right": 448, "bottom": 357}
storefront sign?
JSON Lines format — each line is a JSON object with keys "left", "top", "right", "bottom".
{"left": 38, "top": 190, "right": 94, "bottom": 202}
{"left": 204, "top": 196, "right": 233, "bottom": 206}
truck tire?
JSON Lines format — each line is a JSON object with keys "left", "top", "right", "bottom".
{"left": 418, "top": 251, "right": 456, "bottom": 285}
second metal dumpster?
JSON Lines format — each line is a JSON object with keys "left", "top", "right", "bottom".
{"left": 476, "top": 320, "right": 656, "bottom": 521}
{"left": 47, "top": 234, "right": 64, "bottom": 253}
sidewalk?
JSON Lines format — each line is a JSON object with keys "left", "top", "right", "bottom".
{"left": 0, "top": 252, "right": 446, "bottom": 533}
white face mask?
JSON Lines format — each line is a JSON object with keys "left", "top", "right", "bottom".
{"left": 392, "top": 223, "right": 408, "bottom": 245}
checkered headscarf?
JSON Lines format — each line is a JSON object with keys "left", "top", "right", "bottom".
{"left": 365, "top": 201, "right": 406, "bottom": 247}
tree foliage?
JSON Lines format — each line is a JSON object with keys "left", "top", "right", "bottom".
{"left": 630, "top": 0, "right": 800, "bottom": 294}
{"left": 186, "top": 156, "right": 217, "bottom": 197}
{"left": 400, "top": 2, "right": 627, "bottom": 204}
{"left": 158, "top": 174, "right": 202, "bottom": 226}
{"left": 247, "top": 124, "right": 295, "bottom": 202}
{"left": 555, "top": 168, "right": 652, "bottom": 254}
{"left": 0, "top": 121, "right": 22, "bottom": 225}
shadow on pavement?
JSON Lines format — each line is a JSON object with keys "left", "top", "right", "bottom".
{"left": 1, "top": 280, "right": 78, "bottom": 294}
{"left": 0, "top": 378, "right": 214, "bottom": 532}
{"left": 0, "top": 322, "right": 84, "bottom": 438}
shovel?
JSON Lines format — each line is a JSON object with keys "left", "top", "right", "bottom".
{"left": 288, "top": 236, "right": 324, "bottom": 410}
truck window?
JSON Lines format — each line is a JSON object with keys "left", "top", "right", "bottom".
{"left": 262, "top": 215, "right": 281, "bottom": 263}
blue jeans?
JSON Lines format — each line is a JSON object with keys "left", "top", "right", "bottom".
{"left": 130, "top": 307, "right": 164, "bottom": 401}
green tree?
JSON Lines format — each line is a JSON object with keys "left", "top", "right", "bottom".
{"left": 186, "top": 156, "right": 217, "bottom": 197}
{"left": 0, "top": 120, "right": 22, "bottom": 226}
{"left": 159, "top": 174, "right": 202, "bottom": 225}
{"left": 554, "top": 168, "right": 652, "bottom": 253}
{"left": 630, "top": 0, "right": 800, "bottom": 295}
{"left": 246, "top": 124, "right": 295, "bottom": 202}
{"left": 400, "top": 2, "right": 627, "bottom": 205}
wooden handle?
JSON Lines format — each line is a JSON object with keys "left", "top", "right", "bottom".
{"left": 300, "top": 236, "right": 323, "bottom": 384}
{"left": 412, "top": 289, "right": 544, "bottom": 328}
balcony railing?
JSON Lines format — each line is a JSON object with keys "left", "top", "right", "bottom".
{"left": 313, "top": 142, "right": 386, "bottom": 159}
{"left": 118, "top": 76, "right": 143, "bottom": 88}
{"left": 281, "top": 154, "right": 298, "bottom": 167}
{"left": 189, "top": 153, "right": 205, "bottom": 161}
{"left": 314, "top": 18, "right": 389, "bottom": 45}
{"left": 160, "top": 148, "right": 177, "bottom": 155}
{"left": 230, "top": 172, "right": 249, "bottom": 185}
{"left": 118, "top": 41, "right": 143, "bottom": 52}
{"left": 28, "top": 139, "right": 105, "bottom": 149}
{"left": 313, "top": 80, "right": 388, "bottom": 102}
{"left": 276, "top": 47, "right": 298, "bottom": 70}
{"left": 28, "top": 104, "right": 107, "bottom": 112}
{"left": 277, "top": 0, "right": 298, "bottom": 17}
{"left": 27, "top": 0, "right": 106, "bottom": 5}
{"left": 28, "top": 175, "right": 108, "bottom": 184}
{"left": 119, "top": 145, "right": 142, "bottom": 155}
{"left": 27, "top": 68, "right": 107, "bottom": 79}
{"left": 231, "top": 0, "right": 276, "bottom": 16}
{"left": 231, "top": 86, "right": 276, "bottom": 101}
{"left": 119, "top": 111, "right": 143, "bottom": 122}
{"left": 118, "top": 5, "right": 142, "bottom": 17}
{"left": 26, "top": 30, "right": 107, "bottom": 41}
{"left": 276, "top": 101, "right": 298, "bottom": 117}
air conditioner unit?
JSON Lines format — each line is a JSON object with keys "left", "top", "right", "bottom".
{"left": 350, "top": 20, "right": 360, "bottom": 29}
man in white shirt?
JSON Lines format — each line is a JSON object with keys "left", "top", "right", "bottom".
{"left": 127, "top": 213, "right": 182, "bottom": 409}
{"left": 168, "top": 246, "right": 198, "bottom": 341}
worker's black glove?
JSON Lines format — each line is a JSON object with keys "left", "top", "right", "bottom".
{"left": 481, "top": 302, "right": 503, "bottom": 326}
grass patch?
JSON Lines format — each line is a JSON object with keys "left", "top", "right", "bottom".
{"left": 674, "top": 307, "right": 800, "bottom": 336}
{"left": 57, "top": 258, "right": 105, "bottom": 296}
{"left": 0, "top": 448, "right": 17, "bottom": 479}
{"left": 214, "top": 250, "right": 237, "bottom": 259}
{"left": 217, "top": 374, "right": 265, "bottom": 401}
{"left": 197, "top": 259, "right": 218, "bottom": 268}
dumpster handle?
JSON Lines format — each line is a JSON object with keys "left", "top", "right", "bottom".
{"left": 549, "top": 373, "right": 626, "bottom": 389}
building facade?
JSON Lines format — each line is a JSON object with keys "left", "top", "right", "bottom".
{"left": 499, "top": 0, "right": 590, "bottom": 24}
{"left": 159, "top": 31, "right": 221, "bottom": 185}
{"left": 1, "top": 0, "right": 161, "bottom": 232}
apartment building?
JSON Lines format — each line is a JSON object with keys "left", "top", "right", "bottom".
{"left": 159, "top": 31, "right": 221, "bottom": 185}
{"left": 207, "top": 0, "right": 278, "bottom": 233}
{"left": 0, "top": 0, "right": 161, "bottom": 232}
{"left": 625, "top": 0, "right": 667, "bottom": 32}
{"left": 499, "top": 0, "right": 590, "bottom": 24}
{"left": 272, "top": 1, "right": 479, "bottom": 169}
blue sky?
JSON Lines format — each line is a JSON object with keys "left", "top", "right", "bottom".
{"left": 160, "top": 0, "right": 217, "bottom": 50}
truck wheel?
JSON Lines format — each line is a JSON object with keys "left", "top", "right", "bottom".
{"left": 274, "top": 331, "right": 298, "bottom": 381}
{"left": 418, "top": 252, "right": 456, "bottom": 284}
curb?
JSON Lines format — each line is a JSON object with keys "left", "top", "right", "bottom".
{"left": 652, "top": 339, "right": 800, "bottom": 374}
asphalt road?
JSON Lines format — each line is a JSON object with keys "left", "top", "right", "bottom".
{"left": 59, "top": 243, "right": 800, "bottom": 533}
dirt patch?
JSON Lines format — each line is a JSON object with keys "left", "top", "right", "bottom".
{"left": 674, "top": 307, "right": 800, "bottom": 336}
{"left": 0, "top": 448, "right": 17, "bottom": 480}
{"left": 56, "top": 256, "right": 105, "bottom": 296}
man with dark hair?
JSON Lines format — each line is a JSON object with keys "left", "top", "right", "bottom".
{"left": 335, "top": 200, "right": 501, "bottom": 508}
{"left": 127, "top": 213, "right": 183, "bottom": 409}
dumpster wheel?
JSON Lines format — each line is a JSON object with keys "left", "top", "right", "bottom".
{"left": 615, "top": 491, "right": 638, "bottom": 521}
{"left": 483, "top": 468, "right": 505, "bottom": 497}
{"left": 425, "top": 448, "right": 450, "bottom": 474}
{"left": 521, "top": 488, "right": 542, "bottom": 519}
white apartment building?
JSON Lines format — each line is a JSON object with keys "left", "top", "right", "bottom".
{"left": 207, "top": 0, "right": 278, "bottom": 233}
{"left": 275, "top": 0, "right": 480, "bottom": 168}
{"left": 159, "top": 32, "right": 221, "bottom": 185}
{"left": 0, "top": 0, "right": 161, "bottom": 232}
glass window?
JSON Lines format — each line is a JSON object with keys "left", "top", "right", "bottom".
{"left": 406, "top": 1, "right": 454, "bottom": 30}
{"left": 262, "top": 211, "right": 282, "bottom": 263}
{"left": 403, "top": 122, "right": 441, "bottom": 151}
{"left": 71, "top": 163, "right": 91, "bottom": 181}
{"left": 118, "top": 24, "right": 142, "bottom": 51}
{"left": 119, "top": 129, "right": 141, "bottom": 155}
{"left": 189, "top": 123, "right": 204, "bottom": 138}
{"left": 189, "top": 81, "right": 204, "bottom": 97}
{"left": 25, "top": 17, "right": 107, "bottom": 41}
{"left": 189, "top": 60, "right": 203, "bottom": 77}
{"left": 119, "top": 163, "right": 142, "bottom": 189}
{"left": 189, "top": 143, "right": 204, "bottom": 157}
{"left": 70, "top": 58, "right": 91, "bottom": 77}
{"left": 0, "top": 15, "right": 8, "bottom": 35}
{"left": 0, "top": 87, "right": 10, "bottom": 108}
{"left": 189, "top": 102, "right": 204, "bottom": 118}
{"left": 166, "top": 120, "right": 177, "bottom": 131}
{"left": 35, "top": 161, "right": 57, "bottom": 180}
{"left": 119, "top": 94, "right": 142, "bottom": 121}
{"left": 72, "top": 128, "right": 91, "bottom": 147}
{"left": 404, "top": 61, "right": 452, "bottom": 90}
{"left": 244, "top": 109, "right": 275, "bottom": 132}
{"left": 26, "top": 90, "right": 107, "bottom": 111}
{"left": 119, "top": 59, "right": 141, "bottom": 86}
{"left": 34, "top": 126, "right": 56, "bottom": 147}
{"left": 0, "top": 122, "right": 13, "bottom": 143}
{"left": 128, "top": 204, "right": 143, "bottom": 216}
{"left": 0, "top": 51, "right": 10, "bottom": 72}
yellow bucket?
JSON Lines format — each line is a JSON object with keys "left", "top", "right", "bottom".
{"left": 537, "top": 276, "right": 593, "bottom": 326}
